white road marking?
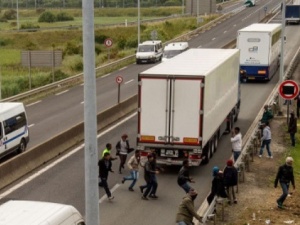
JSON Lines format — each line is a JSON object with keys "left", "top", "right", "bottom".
{"left": 125, "top": 79, "right": 134, "bottom": 85}
{"left": 224, "top": 30, "right": 227, "bottom": 34}
{"left": 98, "top": 184, "right": 120, "bottom": 203}
{"left": 101, "top": 73, "right": 111, "bottom": 78}
{"left": 212, "top": 37, "right": 216, "bottom": 41}
{"left": 28, "top": 124, "right": 35, "bottom": 128}
{"left": 0, "top": 112, "right": 137, "bottom": 200}
{"left": 119, "top": 66, "right": 127, "bottom": 71}
{"left": 55, "top": 90, "right": 69, "bottom": 96}
{"left": 81, "top": 101, "right": 84, "bottom": 104}
{"left": 26, "top": 101, "right": 41, "bottom": 107}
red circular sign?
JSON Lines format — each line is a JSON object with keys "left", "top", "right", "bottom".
{"left": 278, "top": 80, "right": 299, "bottom": 100}
{"left": 116, "top": 76, "right": 123, "bottom": 84}
{"left": 104, "top": 38, "right": 113, "bottom": 48}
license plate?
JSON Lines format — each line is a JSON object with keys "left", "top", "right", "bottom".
{"left": 248, "top": 77, "right": 255, "bottom": 80}
{"left": 165, "top": 150, "right": 178, "bottom": 157}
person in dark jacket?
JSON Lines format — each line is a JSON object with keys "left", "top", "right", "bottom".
{"left": 177, "top": 159, "right": 195, "bottom": 193}
{"left": 274, "top": 157, "right": 295, "bottom": 209}
{"left": 207, "top": 166, "right": 227, "bottom": 205}
{"left": 223, "top": 159, "right": 238, "bottom": 205}
{"left": 261, "top": 105, "right": 273, "bottom": 124}
{"left": 294, "top": 93, "right": 300, "bottom": 118}
{"left": 288, "top": 112, "right": 297, "bottom": 147}
{"left": 98, "top": 152, "right": 114, "bottom": 200}
{"left": 141, "top": 154, "right": 159, "bottom": 200}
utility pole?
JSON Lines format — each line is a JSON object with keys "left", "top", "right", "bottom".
{"left": 138, "top": 0, "right": 140, "bottom": 45}
{"left": 82, "top": 0, "right": 99, "bottom": 223}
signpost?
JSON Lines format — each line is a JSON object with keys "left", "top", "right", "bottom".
{"left": 116, "top": 75, "right": 123, "bottom": 104}
{"left": 104, "top": 38, "right": 113, "bottom": 60}
{"left": 278, "top": 80, "right": 299, "bottom": 123}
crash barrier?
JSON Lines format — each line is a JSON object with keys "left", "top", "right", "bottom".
{"left": 0, "top": 95, "right": 138, "bottom": 190}
{"left": 2, "top": 6, "right": 245, "bottom": 104}
{"left": 196, "top": 44, "right": 300, "bottom": 224}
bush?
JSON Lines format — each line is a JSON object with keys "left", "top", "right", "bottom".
{"left": 164, "top": 0, "right": 181, "bottom": 6}
{"left": 118, "top": 38, "right": 127, "bottom": 49}
{"left": 56, "top": 12, "right": 74, "bottom": 22}
{"left": 64, "top": 41, "right": 80, "bottom": 55}
{"left": 20, "top": 22, "right": 40, "bottom": 31}
{"left": 95, "top": 43, "right": 102, "bottom": 55}
{"left": 38, "top": 11, "right": 56, "bottom": 23}
{"left": 2, "top": 9, "right": 16, "bottom": 20}
{"left": 0, "top": 18, "right": 7, "bottom": 22}
{"left": 95, "top": 33, "right": 108, "bottom": 44}
{"left": 25, "top": 41, "right": 37, "bottom": 50}
{"left": 0, "top": 38, "right": 10, "bottom": 46}
{"left": 36, "top": 8, "right": 46, "bottom": 14}
{"left": 62, "top": 55, "right": 83, "bottom": 72}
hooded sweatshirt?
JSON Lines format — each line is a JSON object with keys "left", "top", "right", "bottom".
{"left": 261, "top": 126, "right": 271, "bottom": 141}
{"left": 176, "top": 194, "right": 202, "bottom": 225}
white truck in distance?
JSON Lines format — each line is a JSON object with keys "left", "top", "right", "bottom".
{"left": 137, "top": 48, "right": 241, "bottom": 166}
{"left": 237, "top": 23, "right": 281, "bottom": 82}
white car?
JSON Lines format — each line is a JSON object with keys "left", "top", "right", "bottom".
{"left": 162, "top": 42, "right": 189, "bottom": 62}
{"left": 136, "top": 40, "right": 163, "bottom": 64}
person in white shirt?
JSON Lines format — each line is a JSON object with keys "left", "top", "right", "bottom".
{"left": 259, "top": 122, "right": 272, "bottom": 158}
{"left": 230, "top": 127, "right": 242, "bottom": 162}
{"left": 116, "top": 134, "right": 133, "bottom": 174}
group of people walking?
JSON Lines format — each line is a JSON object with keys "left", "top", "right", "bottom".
{"left": 98, "top": 134, "right": 161, "bottom": 201}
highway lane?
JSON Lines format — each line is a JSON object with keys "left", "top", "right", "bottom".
{"left": 2, "top": 24, "right": 300, "bottom": 225}
{"left": 24, "top": 0, "right": 283, "bottom": 150}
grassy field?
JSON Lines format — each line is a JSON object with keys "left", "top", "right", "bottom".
{"left": 0, "top": 8, "right": 218, "bottom": 98}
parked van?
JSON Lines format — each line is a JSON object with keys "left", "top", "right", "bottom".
{"left": 0, "top": 102, "right": 29, "bottom": 159}
{"left": 136, "top": 40, "right": 163, "bottom": 64}
{"left": 162, "top": 42, "right": 189, "bottom": 62}
{"left": 0, "top": 200, "right": 85, "bottom": 225}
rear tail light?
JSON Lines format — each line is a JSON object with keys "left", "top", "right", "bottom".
{"left": 189, "top": 154, "right": 201, "bottom": 159}
{"left": 140, "top": 151, "right": 149, "bottom": 157}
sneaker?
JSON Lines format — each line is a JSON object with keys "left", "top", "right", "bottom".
{"left": 149, "top": 194, "right": 158, "bottom": 199}
{"left": 122, "top": 178, "right": 125, "bottom": 184}
{"left": 108, "top": 196, "right": 114, "bottom": 200}
{"left": 270, "top": 156, "right": 273, "bottom": 159}
{"left": 128, "top": 188, "right": 134, "bottom": 191}
{"left": 277, "top": 200, "right": 283, "bottom": 209}
{"left": 139, "top": 186, "right": 144, "bottom": 194}
{"left": 141, "top": 196, "right": 149, "bottom": 200}
{"left": 259, "top": 155, "right": 262, "bottom": 158}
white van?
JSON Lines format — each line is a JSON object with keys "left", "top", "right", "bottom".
{"left": 162, "top": 42, "right": 189, "bottom": 62}
{"left": 0, "top": 102, "right": 29, "bottom": 159}
{"left": 136, "top": 40, "right": 163, "bottom": 64}
{"left": 0, "top": 200, "right": 85, "bottom": 225}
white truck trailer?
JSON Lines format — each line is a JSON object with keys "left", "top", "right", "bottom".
{"left": 137, "top": 48, "right": 240, "bottom": 166}
{"left": 237, "top": 23, "right": 281, "bottom": 82}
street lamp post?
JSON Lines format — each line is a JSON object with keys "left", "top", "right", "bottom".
{"left": 138, "top": 0, "right": 140, "bottom": 45}
{"left": 16, "top": 0, "right": 19, "bottom": 30}
{"left": 196, "top": 0, "right": 199, "bottom": 23}
{"left": 280, "top": 0, "right": 286, "bottom": 83}
{"left": 182, "top": 0, "right": 185, "bottom": 15}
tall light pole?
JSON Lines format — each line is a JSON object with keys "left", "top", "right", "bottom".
{"left": 16, "top": 0, "right": 19, "bottom": 30}
{"left": 279, "top": 0, "right": 286, "bottom": 82}
{"left": 82, "top": 0, "right": 99, "bottom": 222}
{"left": 138, "top": 0, "right": 140, "bottom": 45}
{"left": 197, "top": 0, "right": 199, "bottom": 23}
{"left": 182, "top": 0, "right": 185, "bottom": 15}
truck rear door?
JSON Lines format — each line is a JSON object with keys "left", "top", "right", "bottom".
{"left": 170, "top": 79, "right": 202, "bottom": 145}
{"left": 138, "top": 77, "right": 202, "bottom": 145}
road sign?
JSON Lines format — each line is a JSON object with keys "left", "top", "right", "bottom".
{"left": 116, "top": 76, "right": 123, "bottom": 84}
{"left": 278, "top": 80, "right": 299, "bottom": 100}
{"left": 104, "top": 38, "right": 113, "bottom": 48}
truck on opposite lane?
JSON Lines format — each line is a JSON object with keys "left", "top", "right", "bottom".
{"left": 136, "top": 48, "right": 240, "bottom": 166}
{"left": 285, "top": 0, "right": 300, "bottom": 25}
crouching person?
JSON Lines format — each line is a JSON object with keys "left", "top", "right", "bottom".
{"left": 175, "top": 189, "right": 202, "bottom": 225}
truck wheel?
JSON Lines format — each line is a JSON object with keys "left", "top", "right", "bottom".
{"left": 17, "top": 139, "right": 26, "bottom": 154}
{"left": 136, "top": 60, "right": 140, "bottom": 64}
{"left": 210, "top": 140, "right": 214, "bottom": 158}
{"left": 202, "top": 146, "right": 210, "bottom": 164}
{"left": 214, "top": 135, "right": 218, "bottom": 152}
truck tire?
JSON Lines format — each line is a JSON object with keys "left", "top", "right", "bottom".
{"left": 210, "top": 140, "right": 215, "bottom": 157}
{"left": 202, "top": 145, "right": 210, "bottom": 164}
{"left": 214, "top": 134, "right": 218, "bottom": 152}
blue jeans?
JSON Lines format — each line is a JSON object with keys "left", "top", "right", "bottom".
{"left": 259, "top": 140, "right": 272, "bottom": 156}
{"left": 233, "top": 151, "right": 241, "bottom": 162}
{"left": 180, "top": 182, "right": 192, "bottom": 193}
{"left": 150, "top": 175, "right": 158, "bottom": 195}
{"left": 277, "top": 182, "right": 289, "bottom": 204}
{"left": 124, "top": 170, "right": 139, "bottom": 189}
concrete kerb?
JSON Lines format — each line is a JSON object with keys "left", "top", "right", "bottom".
{"left": 196, "top": 42, "right": 300, "bottom": 225}
{"left": 0, "top": 95, "right": 138, "bottom": 190}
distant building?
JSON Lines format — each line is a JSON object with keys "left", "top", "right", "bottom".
{"left": 186, "top": 0, "right": 217, "bottom": 15}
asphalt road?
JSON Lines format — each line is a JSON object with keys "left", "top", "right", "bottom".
{"left": 1, "top": 1, "right": 300, "bottom": 225}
